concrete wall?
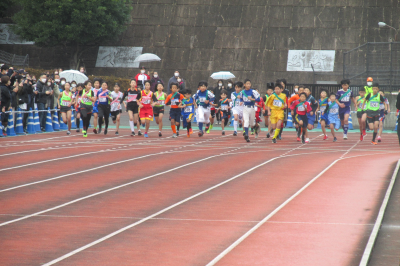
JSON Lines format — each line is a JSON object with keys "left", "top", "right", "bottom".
{"left": 1, "top": 0, "right": 400, "bottom": 91}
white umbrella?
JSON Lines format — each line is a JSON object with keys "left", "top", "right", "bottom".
{"left": 60, "top": 70, "right": 88, "bottom": 83}
{"left": 210, "top": 71, "right": 236, "bottom": 80}
{"left": 133, "top": 53, "right": 161, "bottom": 63}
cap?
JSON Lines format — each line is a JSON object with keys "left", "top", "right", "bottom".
{"left": 367, "top": 77, "right": 373, "bottom": 82}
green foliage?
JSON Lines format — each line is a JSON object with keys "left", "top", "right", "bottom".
{"left": 0, "top": 0, "right": 14, "bottom": 18}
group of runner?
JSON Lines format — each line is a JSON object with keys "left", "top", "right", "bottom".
{"left": 60, "top": 76, "right": 391, "bottom": 144}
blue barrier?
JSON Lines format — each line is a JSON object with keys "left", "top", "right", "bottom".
{"left": 6, "top": 110, "right": 16, "bottom": 136}
{"left": 15, "top": 108, "right": 25, "bottom": 135}
{"left": 27, "top": 108, "right": 36, "bottom": 134}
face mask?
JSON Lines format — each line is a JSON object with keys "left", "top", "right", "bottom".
{"left": 174, "top": 73, "right": 179, "bottom": 77}
{"left": 154, "top": 75, "right": 158, "bottom": 78}
{"left": 141, "top": 70, "right": 145, "bottom": 74}
{"left": 177, "top": 79, "right": 182, "bottom": 83}
{"left": 41, "top": 78, "right": 47, "bottom": 83}
{"left": 228, "top": 83, "right": 232, "bottom": 88}
{"left": 55, "top": 72, "right": 58, "bottom": 75}
{"left": 47, "top": 82, "right": 51, "bottom": 86}
{"left": 72, "top": 84, "right": 77, "bottom": 88}
{"left": 218, "top": 83, "right": 222, "bottom": 87}
{"left": 80, "top": 70, "right": 84, "bottom": 73}
{"left": 294, "top": 88, "right": 299, "bottom": 92}
{"left": 61, "top": 81, "right": 66, "bottom": 85}
{"left": 55, "top": 79, "right": 60, "bottom": 83}
{"left": 367, "top": 82, "right": 372, "bottom": 86}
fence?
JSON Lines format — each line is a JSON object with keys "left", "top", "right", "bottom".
{"left": 0, "top": 49, "right": 29, "bottom": 67}
{"left": 343, "top": 42, "right": 400, "bottom": 89}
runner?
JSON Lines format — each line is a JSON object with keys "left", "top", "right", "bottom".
{"left": 263, "top": 85, "right": 273, "bottom": 138}
{"left": 324, "top": 93, "right": 341, "bottom": 142}
{"left": 230, "top": 81, "right": 244, "bottom": 137}
{"left": 72, "top": 83, "right": 83, "bottom": 133}
{"left": 241, "top": 79, "right": 261, "bottom": 143}
{"left": 153, "top": 82, "right": 166, "bottom": 137}
{"left": 288, "top": 85, "right": 305, "bottom": 140}
{"left": 254, "top": 88, "right": 264, "bottom": 139}
{"left": 362, "top": 83, "right": 388, "bottom": 145}
{"left": 317, "top": 89, "right": 329, "bottom": 140}
{"left": 217, "top": 90, "right": 230, "bottom": 136}
{"left": 80, "top": 80, "right": 96, "bottom": 138}
{"left": 110, "top": 83, "right": 123, "bottom": 135}
{"left": 356, "top": 87, "right": 368, "bottom": 141}
{"left": 206, "top": 86, "right": 217, "bottom": 134}
{"left": 194, "top": 81, "right": 215, "bottom": 137}
{"left": 138, "top": 80, "right": 157, "bottom": 138}
{"left": 277, "top": 79, "right": 290, "bottom": 140}
{"left": 336, "top": 79, "right": 357, "bottom": 140}
{"left": 57, "top": 82, "right": 73, "bottom": 135}
{"left": 377, "top": 90, "right": 390, "bottom": 142}
{"left": 304, "top": 87, "right": 318, "bottom": 143}
{"left": 267, "top": 83, "right": 287, "bottom": 144}
{"left": 120, "top": 79, "right": 142, "bottom": 137}
{"left": 179, "top": 89, "right": 195, "bottom": 137}
{"left": 95, "top": 81, "right": 112, "bottom": 135}
{"left": 92, "top": 78, "right": 102, "bottom": 134}
{"left": 290, "top": 92, "right": 312, "bottom": 144}
{"left": 165, "top": 82, "right": 185, "bottom": 138}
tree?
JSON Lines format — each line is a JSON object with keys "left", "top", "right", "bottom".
{"left": 11, "top": 0, "right": 132, "bottom": 69}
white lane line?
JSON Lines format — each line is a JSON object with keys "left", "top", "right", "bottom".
{"left": 359, "top": 159, "right": 400, "bottom": 266}
{"left": 40, "top": 137, "right": 322, "bottom": 266}
{"left": 206, "top": 140, "right": 361, "bottom": 266}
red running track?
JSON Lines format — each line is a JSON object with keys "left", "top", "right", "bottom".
{"left": 0, "top": 130, "right": 399, "bottom": 266}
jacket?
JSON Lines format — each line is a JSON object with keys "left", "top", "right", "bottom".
{"left": 150, "top": 77, "right": 164, "bottom": 92}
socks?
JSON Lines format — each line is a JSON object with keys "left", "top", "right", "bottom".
{"left": 274, "top": 128, "right": 281, "bottom": 139}
{"left": 373, "top": 132, "right": 377, "bottom": 142}
{"left": 129, "top": 121, "right": 135, "bottom": 132}
{"left": 171, "top": 124, "right": 177, "bottom": 134}
{"left": 344, "top": 124, "right": 349, "bottom": 134}
{"left": 76, "top": 118, "right": 80, "bottom": 128}
{"left": 280, "top": 127, "right": 284, "bottom": 136}
{"left": 187, "top": 122, "right": 191, "bottom": 133}
{"left": 199, "top": 122, "right": 203, "bottom": 131}
{"left": 244, "top": 127, "right": 249, "bottom": 136}
{"left": 177, "top": 124, "right": 180, "bottom": 132}
{"left": 234, "top": 121, "right": 238, "bottom": 132}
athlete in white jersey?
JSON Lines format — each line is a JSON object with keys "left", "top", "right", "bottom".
{"left": 230, "top": 82, "right": 244, "bottom": 136}
{"left": 110, "top": 83, "right": 123, "bottom": 135}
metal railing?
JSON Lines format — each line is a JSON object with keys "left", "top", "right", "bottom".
{"left": 0, "top": 49, "right": 29, "bottom": 67}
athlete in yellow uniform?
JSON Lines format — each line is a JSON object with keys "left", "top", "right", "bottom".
{"left": 267, "top": 83, "right": 287, "bottom": 143}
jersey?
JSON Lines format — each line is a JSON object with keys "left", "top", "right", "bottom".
{"left": 319, "top": 98, "right": 329, "bottom": 114}
{"left": 379, "top": 97, "right": 389, "bottom": 110}
{"left": 290, "top": 100, "right": 311, "bottom": 116}
{"left": 306, "top": 95, "right": 318, "bottom": 112}
{"left": 181, "top": 97, "right": 195, "bottom": 116}
{"left": 327, "top": 102, "right": 339, "bottom": 118}
{"left": 231, "top": 92, "right": 243, "bottom": 108}
{"left": 267, "top": 93, "right": 287, "bottom": 112}
{"left": 218, "top": 98, "right": 230, "bottom": 112}
{"left": 110, "top": 91, "right": 123, "bottom": 111}
{"left": 60, "top": 91, "right": 72, "bottom": 107}
{"left": 92, "top": 88, "right": 100, "bottom": 106}
{"left": 194, "top": 90, "right": 215, "bottom": 108}
{"left": 356, "top": 96, "right": 366, "bottom": 112}
{"left": 154, "top": 91, "right": 166, "bottom": 107}
{"left": 240, "top": 89, "right": 261, "bottom": 107}
{"left": 121, "top": 88, "right": 141, "bottom": 107}
{"left": 96, "top": 89, "right": 111, "bottom": 105}
{"left": 336, "top": 89, "right": 354, "bottom": 108}
{"left": 140, "top": 90, "right": 157, "bottom": 108}
{"left": 165, "top": 92, "right": 185, "bottom": 108}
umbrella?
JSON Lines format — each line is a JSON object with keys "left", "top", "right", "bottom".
{"left": 60, "top": 70, "right": 88, "bottom": 84}
{"left": 210, "top": 71, "right": 236, "bottom": 80}
{"left": 133, "top": 53, "right": 161, "bottom": 63}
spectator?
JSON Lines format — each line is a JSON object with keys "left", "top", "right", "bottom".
{"left": 135, "top": 66, "right": 150, "bottom": 87}
{"left": 150, "top": 71, "right": 163, "bottom": 92}
{"left": 176, "top": 76, "right": 185, "bottom": 91}
{"left": 213, "top": 79, "right": 224, "bottom": 123}
{"left": 16, "top": 76, "right": 33, "bottom": 132}
{"left": 36, "top": 74, "right": 53, "bottom": 131}
{"left": 0, "top": 75, "right": 11, "bottom": 134}
{"left": 226, "top": 80, "right": 234, "bottom": 99}
{"left": 79, "top": 66, "right": 86, "bottom": 75}
{"left": 71, "top": 80, "right": 77, "bottom": 93}
{"left": 167, "top": 70, "right": 185, "bottom": 94}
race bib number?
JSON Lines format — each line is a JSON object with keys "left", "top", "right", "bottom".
{"left": 171, "top": 99, "right": 179, "bottom": 105}
{"left": 341, "top": 96, "right": 350, "bottom": 102}
{"left": 62, "top": 101, "right": 70, "bottom": 106}
{"left": 358, "top": 102, "right": 363, "bottom": 109}
{"left": 242, "top": 96, "right": 249, "bottom": 102}
{"left": 184, "top": 106, "right": 192, "bottom": 113}
{"left": 100, "top": 97, "right": 107, "bottom": 102}
{"left": 273, "top": 99, "right": 282, "bottom": 107}
{"left": 297, "top": 105, "right": 305, "bottom": 112}
{"left": 370, "top": 102, "right": 379, "bottom": 108}
{"left": 199, "top": 97, "right": 206, "bottom": 103}
{"left": 320, "top": 106, "right": 326, "bottom": 113}
{"left": 221, "top": 105, "right": 228, "bottom": 111}
{"left": 379, "top": 103, "right": 385, "bottom": 109}
{"left": 157, "top": 100, "right": 165, "bottom": 106}
{"left": 330, "top": 108, "right": 338, "bottom": 114}
{"left": 83, "top": 98, "right": 91, "bottom": 103}
{"left": 128, "top": 95, "right": 137, "bottom": 101}
{"left": 143, "top": 99, "right": 151, "bottom": 104}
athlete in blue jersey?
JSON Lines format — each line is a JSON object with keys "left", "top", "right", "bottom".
{"left": 95, "top": 81, "right": 112, "bottom": 135}
{"left": 336, "top": 79, "right": 357, "bottom": 139}
{"left": 179, "top": 89, "right": 195, "bottom": 137}
{"left": 317, "top": 89, "right": 329, "bottom": 140}
{"left": 194, "top": 81, "right": 215, "bottom": 136}
{"left": 324, "top": 93, "right": 341, "bottom": 142}
{"left": 240, "top": 79, "right": 260, "bottom": 142}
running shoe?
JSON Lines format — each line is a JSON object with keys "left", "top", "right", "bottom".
{"left": 233, "top": 131, "right": 237, "bottom": 136}
{"left": 115, "top": 131, "right": 119, "bottom": 135}
{"left": 67, "top": 131, "right": 71, "bottom": 135}
{"left": 266, "top": 132, "right": 270, "bottom": 138}
{"left": 83, "top": 132, "right": 87, "bottom": 138}
{"left": 144, "top": 133, "right": 149, "bottom": 138}
{"left": 377, "top": 136, "right": 382, "bottom": 142}
{"left": 272, "top": 138, "right": 277, "bottom": 144}
{"left": 333, "top": 137, "right": 337, "bottom": 142}
{"left": 305, "top": 138, "right": 310, "bottom": 143}
{"left": 98, "top": 127, "right": 102, "bottom": 134}
{"left": 210, "top": 124, "right": 213, "bottom": 130}
{"left": 189, "top": 128, "right": 193, "bottom": 134}
{"left": 187, "top": 133, "right": 190, "bottom": 138}
{"left": 176, "top": 131, "right": 179, "bottom": 136}
{"left": 104, "top": 129, "right": 108, "bottom": 135}
{"left": 360, "top": 134, "right": 364, "bottom": 141}
{"left": 172, "top": 133, "right": 177, "bottom": 138}
{"left": 206, "top": 128, "right": 210, "bottom": 134}
{"left": 297, "top": 137, "right": 301, "bottom": 142}
{"left": 138, "top": 131, "right": 142, "bottom": 136}
{"left": 243, "top": 131, "right": 245, "bottom": 136}
{"left": 277, "top": 134, "right": 282, "bottom": 140}
{"left": 323, "top": 135, "right": 328, "bottom": 140}
{"left": 159, "top": 132, "right": 162, "bottom": 137}
{"left": 82, "top": 130, "right": 86, "bottom": 134}
{"left": 131, "top": 131, "right": 135, "bottom": 137}
{"left": 343, "top": 134, "right": 348, "bottom": 140}
{"left": 371, "top": 141, "right": 377, "bottom": 145}
{"left": 76, "top": 128, "right": 80, "bottom": 133}
{"left": 93, "top": 128, "right": 98, "bottom": 134}
{"left": 198, "top": 131, "right": 204, "bottom": 137}
{"left": 244, "top": 135, "right": 250, "bottom": 143}
{"left": 222, "top": 131, "right": 225, "bottom": 135}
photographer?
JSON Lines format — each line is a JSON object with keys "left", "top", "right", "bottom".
{"left": 36, "top": 74, "right": 54, "bottom": 131}
{"left": 16, "top": 76, "right": 33, "bottom": 132}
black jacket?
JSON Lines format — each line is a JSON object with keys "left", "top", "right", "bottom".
{"left": 0, "top": 84, "right": 11, "bottom": 110}
{"left": 212, "top": 86, "right": 224, "bottom": 104}
{"left": 396, "top": 93, "right": 400, "bottom": 110}
{"left": 36, "top": 81, "right": 53, "bottom": 105}
{"left": 17, "top": 83, "right": 32, "bottom": 105}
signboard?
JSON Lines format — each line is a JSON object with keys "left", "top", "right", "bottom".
{"left": 287, "top": 50, "right": 335, "bottom": 72}
{"left": 0, "top": 24, "right": 34, "bottom": 45}
{"left": 95, "top": 46, "right": 143, "bottom": 68}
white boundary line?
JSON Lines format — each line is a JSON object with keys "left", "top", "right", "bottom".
{"left": 359, "top": 159, "right": 400, "bottom": 266}
{"left": 205, "top": 140, "right": 360, "bottom": 266}
{"left": 39, "top": 136, "right": 324, "bottom": 265}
